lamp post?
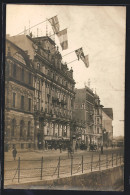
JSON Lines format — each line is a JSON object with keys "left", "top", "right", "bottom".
{"left": 102, "top": 128, "right": 106, "bottom": 146}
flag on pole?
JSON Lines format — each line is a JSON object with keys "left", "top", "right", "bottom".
{"left": 57, "top": 29, "right": 68, "bottom": 50}
{"left": 75, "top": 48, "right": 85, "bottom": 60}
{"left": 48, "top": 15, "right": 60, "bottom": 34}
{"left": 81, "top": 55, "right": 89, "bottom": 68}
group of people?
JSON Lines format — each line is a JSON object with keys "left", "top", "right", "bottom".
{"left": 11, "top": 141, "right": 105, "bottom": 161}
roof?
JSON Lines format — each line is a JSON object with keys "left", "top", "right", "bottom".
{"left": 103, "top": 108, "right": 113, "bottom": 120}
{"left": 32, "top": 36, "right": 55, "bottom": 45}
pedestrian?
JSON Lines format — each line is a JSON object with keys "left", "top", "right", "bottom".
{"left": 75, "top": 142, "right": 78, "bottom": 152}
{"left": 101, "top": 145, "right": 103, "bottom": 154}
{"left": 59, "top": 143, "right": 62, "bottom": 153}
{"left": 68, "top": 146, "right": 70, "bottom": 158}
{"left": 12, "top": 147, "right": 17, "bottom": 160}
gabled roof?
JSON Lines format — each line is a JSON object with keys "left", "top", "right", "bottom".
{"left": 103, "top": 108, "right": 113, "bottom": 120}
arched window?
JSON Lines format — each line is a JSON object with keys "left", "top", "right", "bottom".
{"left": 27, "top": 121, "right": 31, "bottom": 137}
{"left": 20, "top": 120, "right": 24, "bottom": 137}
{"left": 11, "top": 119, "right": 16, "bottom": 137}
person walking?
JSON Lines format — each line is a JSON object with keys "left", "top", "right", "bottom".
{"left": 101, "top": 144, "right": 103, "bottom": 154}
{"left": 59, "top": 143, "right": 62, "bottom": 153}
{"left": 12, "top": 147, "right": 17, "bottom": 160}
{"left": 75, "top": 142, "right": 78, "bottom": 152}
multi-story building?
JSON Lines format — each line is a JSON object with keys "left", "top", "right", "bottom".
{"left": 6, "top": 34, "right": 75, "bottom": 150}
{"left": 5, "top": 38, "right": 35, "bottom": 150}
{"left": 73, "top": 86, "right": 103, "bottom": 148}
{"left": 102, "top": 108, "right": 113, "bottom": 146}
{"left": 94, "top": 93, "right": 103, "bottom": 145}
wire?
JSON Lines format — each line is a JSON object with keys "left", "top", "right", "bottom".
{"left": 15, "top": 19, "right": 47, "bottom": 36}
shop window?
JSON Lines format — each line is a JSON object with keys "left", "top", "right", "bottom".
{"left": 21, "top": 143, "right": 24, "bottom": 149}
{"left": 28, "top": 143, "right": 31, "bottom": 148}
{"left": 12, "top": 144, "right": 15, "bottom": 149}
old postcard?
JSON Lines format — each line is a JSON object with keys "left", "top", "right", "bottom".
{"left": 4, "top": 4, "right": 125, "bottom": 191}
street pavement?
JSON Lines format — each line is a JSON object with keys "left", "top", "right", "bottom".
{"left": 4, "top": 147, "right": 124, "bottom": 186}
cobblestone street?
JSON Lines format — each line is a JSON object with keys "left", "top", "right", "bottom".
{"left": 4, "top": 147, "right": 124, "bottom": 186}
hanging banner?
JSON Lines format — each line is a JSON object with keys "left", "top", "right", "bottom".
{"left": 81, "top": 55, "right": 89, "bottom": 68}
{"left": 57, "top": 29, "right": 68, "bottom": 50}
{"left": 75, "top": 47, "right": 85, "bottom": 60}
{"left": 48, "top": 15, "right": 60, "bottom": 34}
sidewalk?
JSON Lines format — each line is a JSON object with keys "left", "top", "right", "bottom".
{"left": 4, "top": 147, "right": 123, "bottom": 161}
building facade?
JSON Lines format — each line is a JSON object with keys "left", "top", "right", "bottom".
{"left": 102, "top": 108, "right": 113, "bottom": 146}
{"left": 5, "top": 39, "right": 35, "bottom": 150}
{"left": 6, "top": 34, "right": 75, "bottom": 150}
{"left": 73, "top": 87, "right": 103, "bottom": 148}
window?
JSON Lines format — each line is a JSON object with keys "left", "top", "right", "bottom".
{"left": 37, "top": 63, "right": 40, "bottom": 70}
{"left": 21, "top": 68, "right": 24, "bottom": 81}
{"left": 28, "top": 143, "right": 31, "bottom": 148}
{"left": 27, "top": 121, "right": 31, "bottom": 137}
{"left": 28, "top": 73, "right": 31, "bottom": 84}
{"left": 14, "top": 52, "right": 26, "bottom": 65}
{"left": 37, "top": 99, "right": 40, "bottom": 111}
{"left": 97, "top": 128, "right": 99, "bottom": 134}
{"left": 13, "top": 64, "right": 16, "bottom": 77}
{"left": 97, "top": 118, "right": 99, "bottom": 124}
{"left": 47, "top": 69, "right": 50, "bottom": 76}
{"left": 37, "top": 80, "right": 40, "bottom": 90}
{"left": 21, "top": 143, "right": 24, "bottom": 149}
{"left": 21, "top": 96, "right": 24, "bottom": 109}
{"left": 20, "top": 120, "right": 24, "bottom": 137}
{"left": 11, "top": 119, "right": 16, "bottom": 137}
{"left": 28, "top": 98, "right": 31, "bottom": 111}
{"left": 13, "top": 93, "right": 16, "bottom": 107}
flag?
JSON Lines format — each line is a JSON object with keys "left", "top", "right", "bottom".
{"left": 48, "top": 15, "right": 60, "bottom": 34}
{"left": 81, "top": 55, "right": 89, "bottom": 68}
{"left": 75, "top": 48, "right": 85, "bottom": 60}
{"left": 57, "top": 29, "right": 68, "bottom": 50}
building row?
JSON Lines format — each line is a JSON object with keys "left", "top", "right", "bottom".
{"left": 5, "top": 34, "right": 113, "bottom": 151}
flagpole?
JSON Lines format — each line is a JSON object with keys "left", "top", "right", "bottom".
{"left": 67, "top": 59, "right": 78, "bottom": 65}
{"left": 15, "top": 19, "right": 47, "bottom": 36}
{"left": 47, "top": 15, "right": 58, "bottom": 22}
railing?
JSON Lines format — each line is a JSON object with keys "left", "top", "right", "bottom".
{"left": 4, "top": 150, "right": 124, "bottom": 185}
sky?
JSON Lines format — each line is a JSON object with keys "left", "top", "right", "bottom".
{"left": 6, "top": 5, "right": 126, "bottom": 137}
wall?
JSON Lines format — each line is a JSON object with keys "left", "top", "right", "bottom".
{"left": 7, "top": 165, "right": 124, "bottom": 191}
